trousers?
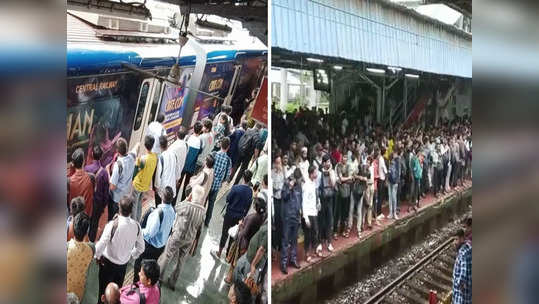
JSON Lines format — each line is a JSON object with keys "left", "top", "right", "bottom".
{"left": 204, "top": 189, "right": 219, "bottom": 227}
{"left": 98, "top": 257, "right": 127, "bottom": 304}
{"left": 388, "top": 183, "right": 398, "bottom": 218}
{"left": 302, "top": 215, "right": 319, "bottom": 254}
{"left": 318, "top": 196, "right": 334, "bottom": 243}
{"left": 348, "top": 192, "right": 364, "bottom": 233}
{"left": 133, "top": 240, "right": 164, "bottom": 283}
{"left": 280, "top": 220, "right": 300, "bottom": 266}
{"left": 158, "top": 235, "right": 192, "bottom": 285}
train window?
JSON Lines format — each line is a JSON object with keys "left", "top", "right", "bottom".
{"left": 133, "top": 82, "right": 150, "bottom": 131}
{"left": 148, "top": 81, "right": 162, "bottom": 123}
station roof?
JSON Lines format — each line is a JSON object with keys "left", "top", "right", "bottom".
{"left": 272, "top": 0, "right": 472, "bottom": 78}
{"left": 147, "top": 0, "right": 267, "bottom": 44}
{"left": 423, "top": 0, "right": 471, "bottom": 17}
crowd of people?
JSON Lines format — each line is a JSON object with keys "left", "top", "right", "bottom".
{"left": 67, "top": 106, "right": 269, "bottom": 304}
{"left": 271, "top": 106, "right": 472, "bottom": 274}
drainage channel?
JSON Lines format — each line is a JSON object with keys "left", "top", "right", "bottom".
{"left": 324, "top": 213, "right": 470, "bottom": 304}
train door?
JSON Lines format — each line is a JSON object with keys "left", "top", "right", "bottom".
{"left": 224, "top": 64, "right": 242, "bottom": 106}
{"left": 128, "top": 78, "right": 162, "bottom": 153}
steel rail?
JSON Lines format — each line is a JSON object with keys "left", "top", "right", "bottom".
{"left": 363, "top": 237, "right": 454, "bottom": 304}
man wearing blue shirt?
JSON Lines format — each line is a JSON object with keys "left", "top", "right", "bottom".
{"left": 108, "top": 138, "right": 135, "bottom": 220}
{"left": 133, "top": 186, "right": 176, "bottom": 283}
{"left": 212, "top": 170, "right": 253, "bottom": 259}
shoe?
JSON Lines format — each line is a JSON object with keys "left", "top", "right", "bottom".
{"left": 316, "top": 245, "right": 324, "bottom": 257}
{"left": 165, "top": 278, "right": 176, "bottom": 291}
{"left": 280, "top": 264, "right": 288, "bottom": 275}
{"left": 394, "top": 214, "right": 399, "bottom": 220}
{"left": 327, "top": 244, "right": 334, "bottom": 252}
{"left": 306, "top": 256, "right": 313, "bottom": 263}
{"left": 291, "top": 261, "right": 301, "bottom": 269}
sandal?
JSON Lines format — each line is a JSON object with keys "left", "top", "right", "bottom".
{"left": 306, "top": 256, "right": 313, "bottom": 263}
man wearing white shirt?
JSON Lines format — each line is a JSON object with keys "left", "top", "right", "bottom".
{"left": 146, "top": 113, "right": 166, "bottom": 154}
{"left": 375, "top": 149, "right": 388, "bottom": 220}
{"left": 302, "top": 165, "right": 322, "bottom": 262}
{"left": 95, "top": 196, "right": 145, "bottom": 303}
{"left": 168, "top": 127, "right": 188, "bottom": 204}
{"left": 155, "top": 135, "right": 177, "bottom": 206}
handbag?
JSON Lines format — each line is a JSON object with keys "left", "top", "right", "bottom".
{"left": 228, "top": 224, "right": 239, "bottom": 238}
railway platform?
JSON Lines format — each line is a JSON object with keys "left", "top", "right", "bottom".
{"left": 271, "top": 181, "right": 472, "bottom": 304}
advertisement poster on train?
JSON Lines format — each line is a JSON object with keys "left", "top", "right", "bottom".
{"left": 194, "top": 62, "right": 236, "bottom": 120}
{"left": 159, "top": 68, "right": 193, "bottom": 137}
{"left": 250, "top": 77, "right": 267, "bottom": 125}
{"left": 67, "top": 73, "right": 141, "bottom": 164}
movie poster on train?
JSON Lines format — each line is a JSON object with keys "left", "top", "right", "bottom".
{"left": 67, "top": 73, "right": 140, "bottom": 164}
{"left": 194, "top": 62, "right": 236, "bottom": 121}
{"left": 159, "top": 68, "right": 193, "bottom": 137}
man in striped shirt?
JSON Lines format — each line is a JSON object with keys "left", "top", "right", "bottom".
{"left": 158, "top": 185, "right": 206, "bottom": 290}
{"left": 205, "top": 137, "right": 232, "bottom": 227}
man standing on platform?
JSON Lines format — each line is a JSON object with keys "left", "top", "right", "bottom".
{"left": 95, "top": 196, "right": 144, "bottom": 303}
{"left": 132, "top": 135, "right": 157, "bottom": 222}
{"left": 280, "top": 169, "right": 302, "bottom": 274}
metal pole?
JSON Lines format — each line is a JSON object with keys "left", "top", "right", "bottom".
{"left": 403, "top": 77, "right": 407, "bottom": 122}
{"left": 280, "top": 68, "right": 288, "bottom": 111}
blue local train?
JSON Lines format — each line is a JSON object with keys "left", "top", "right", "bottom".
{"left": 67, "top": 12, "right": 267, "bottom": 165}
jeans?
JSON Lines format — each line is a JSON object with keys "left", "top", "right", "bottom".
{"left": 319, "top": 196, "right": 334, "bottom": 243}
{"left": 132, "top": 189, "right": 144, "bottom": 222}
{"left": 334, "top": 195, "right": 349, "bottom": 234}
{"left": 388, "top": 183, "right": 398, "bottom": 218}
{"left": 204, "top": 189, "right": 219, "bottom": 227}
{"left": 348, "top": 192, "right": 364, "bottom": 233}
{"left": 280, "top": 220, "right": 300, "bottom": 266}
{"left": 272, "top": 198, "right": 283, "bottom": 250}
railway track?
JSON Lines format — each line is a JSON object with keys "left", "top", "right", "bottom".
{"left": 364, "top": 238, "right": 456, "bottom": 304}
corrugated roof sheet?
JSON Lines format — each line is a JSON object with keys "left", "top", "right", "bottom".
{"left": 271, "top": 0, "right": 472, "bottom": 78}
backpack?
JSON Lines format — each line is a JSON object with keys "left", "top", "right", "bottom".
{"left": 238, "top": 129, "right": 258, "bottom": 157}
{"left": 125, "top": 284, "right": 147, "bottom": 304}
{"left": 320, "top": 171, "right": 335, "bottom": 198}
{"left": 109, "top": 215, "right": 140, "bottom": 241}
{"left": 140, "top": 207, "right": 165, "bottom": 230}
